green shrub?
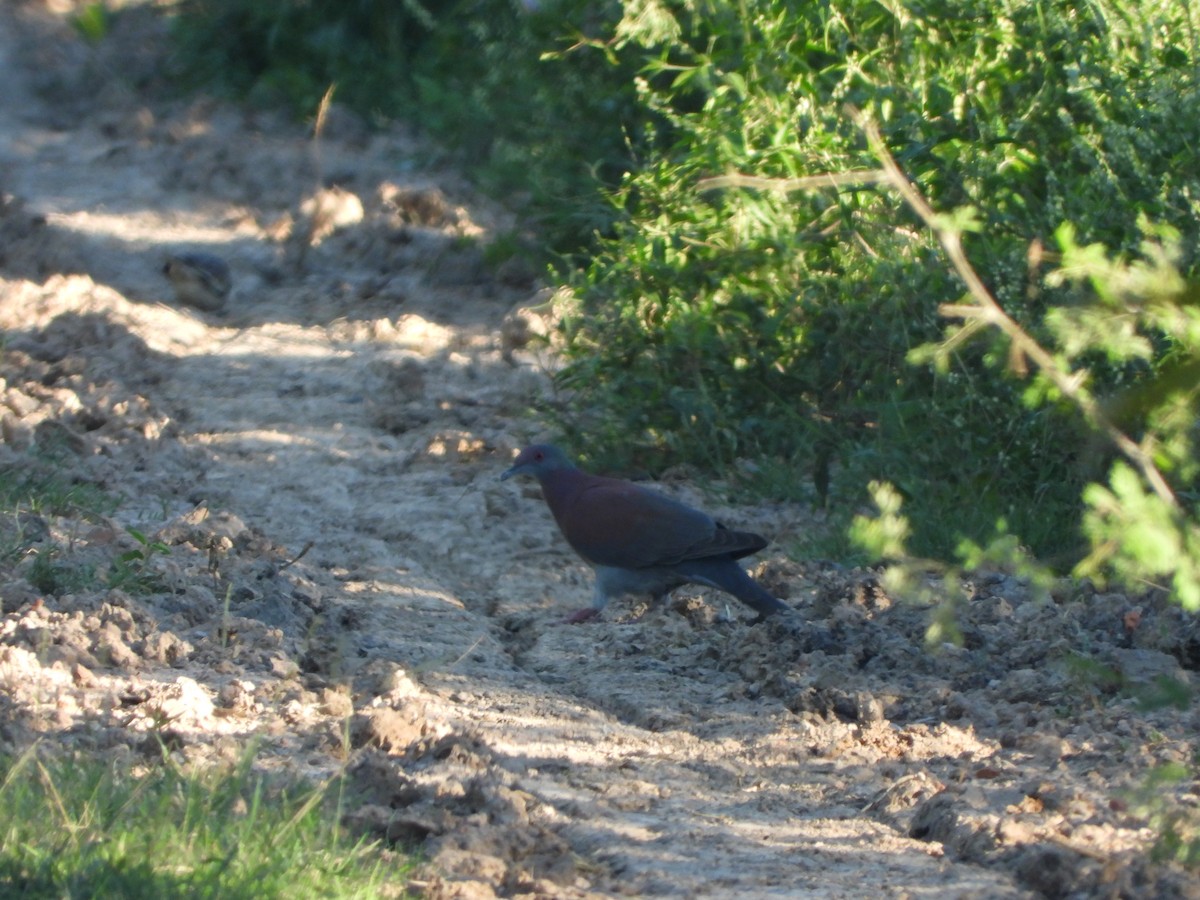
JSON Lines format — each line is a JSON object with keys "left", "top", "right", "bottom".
{"left": 556, "top": 0, "right": 1200, "bottom": 562}
{"left": 852, "top": 183, "right": 1200, "bottom": 612}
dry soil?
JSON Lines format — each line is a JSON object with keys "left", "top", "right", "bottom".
{"left": 0, "top": 4, "right": 1198, "bottom": 898}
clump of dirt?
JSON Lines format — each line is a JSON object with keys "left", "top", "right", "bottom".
{"left": 0, "top": 4, "right": 1196, "bottom": 899}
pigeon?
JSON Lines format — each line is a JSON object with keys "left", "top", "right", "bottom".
{"left": 500, "top": 443, "right": 789, "bottom": 622}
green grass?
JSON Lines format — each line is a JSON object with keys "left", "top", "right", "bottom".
{"left": 0, "top": 447, "right": 181, "bottom": 599}
{"left": 0, "top": 445, "right": 116, "bottom": 522}
{"left": 0, "top": 745, "right": 408, "bottom": 899}
{"left": 0, "top": 447, "right": 118, "bottom": 604}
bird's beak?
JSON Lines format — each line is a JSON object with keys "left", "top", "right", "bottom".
{"left": 499, "top": 463, "right": 520, "bottom": 482}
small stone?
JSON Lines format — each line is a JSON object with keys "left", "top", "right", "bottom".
{"left": 70, "top": 660, "right": 96, "bottom": 687}
{"left": 319, "top": 687, "right": 354, "bottom": 718}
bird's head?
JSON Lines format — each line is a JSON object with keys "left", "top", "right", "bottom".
{"left": 500, "top": 444, "right": 575, "bottom": 481}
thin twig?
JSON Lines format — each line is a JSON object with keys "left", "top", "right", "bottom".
{"left": 448, "top": 634, "right": 486, "bottom": 670}
{"left": 279, "top": 541, "right": 314, "bottom": 572}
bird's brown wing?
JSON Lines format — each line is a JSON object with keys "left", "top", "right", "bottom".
{"left": 561, "top": 478, "right": 764, "bottom": 569}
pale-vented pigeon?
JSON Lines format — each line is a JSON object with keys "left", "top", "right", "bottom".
{"left": 500, "top": 444, "right": 790, "bottom": 622}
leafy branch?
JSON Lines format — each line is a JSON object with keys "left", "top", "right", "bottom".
{"left": 709, "top": 105, "right": 1199, "bottom": 609}
{"left": 851, "top": 109, "right": 1178, "bottom": 511}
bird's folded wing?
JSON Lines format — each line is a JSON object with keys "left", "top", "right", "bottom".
{"left": 562, "top": 480, "right": 764, "bottom": 568}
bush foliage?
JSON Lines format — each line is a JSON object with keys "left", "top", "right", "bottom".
{"left": 555, "top": 0, "right": 1200, "bottom": 566}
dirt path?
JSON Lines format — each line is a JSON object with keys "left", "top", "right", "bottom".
{"left": 1, "top": 6, "right": 1198, "bottom": 898}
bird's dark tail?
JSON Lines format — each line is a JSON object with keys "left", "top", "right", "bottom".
{"left": 676, "top": 558, "right": 790, "bottom": 619}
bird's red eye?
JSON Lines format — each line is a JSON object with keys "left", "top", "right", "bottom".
{"left": 534, "top": 451, "right": 543, "bottom": 461}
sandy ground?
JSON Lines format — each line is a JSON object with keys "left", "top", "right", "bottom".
{"left": 1, "top": 4, "right": 1199, "bottom": 898}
